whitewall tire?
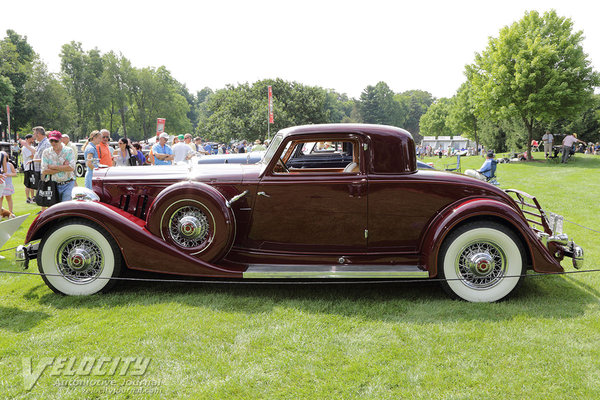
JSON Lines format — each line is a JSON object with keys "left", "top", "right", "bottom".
{"left": 438, "top": 221, "right": 525, "bottom": 302}
{"left": 38, "top": 219, "right": 122, "bottom": 295}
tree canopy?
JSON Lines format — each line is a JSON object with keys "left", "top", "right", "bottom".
{"left": 0, "top": 11, "right": 598, "bottom": 149}
{"left": 467, "top": 10, "right": 600, "bottom": 158}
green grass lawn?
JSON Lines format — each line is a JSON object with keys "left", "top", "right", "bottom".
{"left": 1, "top": 154, "right": 600, "bottom": 399}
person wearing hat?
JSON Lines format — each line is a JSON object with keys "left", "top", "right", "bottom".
{"left": 252, "top": 139, "right": 266, "bottom": 152}
{"left": 465, "top": 151, "right": 496, "bottom": 181}
{"left": 172, "top": 134, "right": 193, "bottom": 163}
{"left": 41, "top": 130, "right": 76, "bottom": 205}
{"left": 561, "top": 133, "right": 585, "bottom": 163}
{"left": 152, "top": 132, "right": 174, "bottom": 165}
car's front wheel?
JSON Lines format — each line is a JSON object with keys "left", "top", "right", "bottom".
{"left": 438, "top": 221, "right": 526, "bottom": 302}
{"left": 38, "top": 219, "right": 122, "bottom": 295}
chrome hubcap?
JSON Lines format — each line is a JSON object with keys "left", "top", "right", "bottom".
{"left": 455, "top": 241, "right": 506, "bottom": 289}
{"left": 178, "top": 215, "right": 204, "bottom": 239}
{"left": 169, "top": 206, "right": 210, "bottom": 248}
{"left": 57, "top": 237, "right": 104, "bottom": 284}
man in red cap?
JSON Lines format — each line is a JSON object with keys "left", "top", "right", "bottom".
{"left": 40, "top": 130, "right": 76, "bottom": 208}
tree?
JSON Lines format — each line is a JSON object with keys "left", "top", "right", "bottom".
{"left": 127, "top": 66, "right": 191, "bottom": 140}
{"left": 395, "top": 90, "right": 434, "bottom": 140}
{"left": 23, "top": 59, "right": 76, "bottom": 132}
{"left": 198, "top": 79, "right": 332, "bottom": 142}
{"left": 419, "top": 98, "right": 453, "bottom": 138}
{"left": 358, "top": 82, "right": 405, "bottom": 127}
{"left": 102, "top": 52, "right": 135, "bottom": 138}
{"left": 60, "top": 42, "right": 110, "bottom": 138}
{"left": 468, "top": 10, "right": 600, "bottom": 159}
{"left": 448, "top": 82, "right": 480, "bottom": 150}
{"left": 0, "top": 30, "right": 35, "bottom": 133}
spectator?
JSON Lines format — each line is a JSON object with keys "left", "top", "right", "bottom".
{"left": 1, "top": 155, "right": 16, "bottom": 217}
{"left": 61, "top": 134, "right": 78, "bottom": 155}
{"left": 541, "top": 130, "right": 554, "bottom": 159}
{"left": 172, "top": 135, "right": 193, "bottom": 163}
{"left": 97, "top": 129, "right": 114, "bottom": 167}
{"left": 41, "top": 131, "right": 76, "bottom": 204}
{"left": 113, "top": 138, "right": 137, "bottom": 166}
{"left": 83, "top": 130, "right": 101, "bottom": 190}
{"left": 561, "top": 133, "right": 585, "bottom": 163}
{"left": 0, "top": 151, "right": 7, "bottom": 207}
{"left": 203, "top": 140, "right": 213, "bottom": 155}
{"left": 132, "top": 142, "right": 146, "bottom": 165}
{"left": 252, "top": 139, "right": 266, "bottom": 151}
{"left": 194, "top": 137, "right": 203, "bottom": 153}
{"left": 152, "top": 132, "right": 173, "bottom": 165}
{"left": 184, "top": 133, "right": 196, "bottom": 152}
{"left": 237, "top": 140, "right": 247, "bottom": 154}
{"left": 20, "top": 133, "right": 36, "bottom": 203}
{"left": 29, "top": 126, "right": 50, "bottom": 191}
{"left": 465, "top": 151, "right": 496, "bottom": 181}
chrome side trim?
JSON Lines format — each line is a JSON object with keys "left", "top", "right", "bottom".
{"left": 243, "top": 264, "right": 428, "bottom": 279}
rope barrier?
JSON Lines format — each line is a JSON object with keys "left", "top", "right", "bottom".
{"left": 564, "top": 219, "right": 600, "bottom": 235}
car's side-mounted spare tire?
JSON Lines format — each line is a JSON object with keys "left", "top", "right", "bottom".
{"left": 145, "top": 181, "right": 236, "bottom": 263}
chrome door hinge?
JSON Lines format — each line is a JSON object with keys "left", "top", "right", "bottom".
{"left": 364, "top": 229, "right": 368, "bottom": 239}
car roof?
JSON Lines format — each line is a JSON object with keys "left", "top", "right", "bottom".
{"left": 277, "top": 124, "right": 417, "bottom": 174}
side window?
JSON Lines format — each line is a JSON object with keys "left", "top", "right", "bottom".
{"left": 273, "top": 139, "right": 360, "bottom": 174}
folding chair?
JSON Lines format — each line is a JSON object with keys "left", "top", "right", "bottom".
{"left": 444, "top": 154, "right": 461, "bottom": 173}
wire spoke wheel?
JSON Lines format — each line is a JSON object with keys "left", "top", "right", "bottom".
{"left": 168, "top": 206, "right": 211, "bottom": 248}
{"left": 56, "top": 236, "right": 104, "bottom": 284}
{"left": 455, "top": 241, "right": 506, "bottom": 289}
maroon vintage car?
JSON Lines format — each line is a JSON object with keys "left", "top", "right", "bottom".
{"left": 17, "top": 124, "right": 583, "bottom": 302}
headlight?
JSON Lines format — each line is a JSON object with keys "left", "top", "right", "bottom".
{"left": 72, "top": 187, "right": 100, "bottom": 202}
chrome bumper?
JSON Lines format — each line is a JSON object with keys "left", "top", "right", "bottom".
{"left": 15, "top": 243, "right": 38, "bottom": 270}
{"left": 538, "top": 232, "right": 584, "bottom": 270}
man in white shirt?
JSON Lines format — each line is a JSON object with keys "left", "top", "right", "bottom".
{"left": 541, "top": 130, "right": 554, "bottom": 159}
{"left": 172, "top": 134, "right": 193, "bottom": 163}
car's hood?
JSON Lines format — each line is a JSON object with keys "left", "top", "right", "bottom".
{"left": 195, "top": 151, "right": 265, "bottom": 164}
{"left": 97, "top": 163, "right": 262, "bottom": 184}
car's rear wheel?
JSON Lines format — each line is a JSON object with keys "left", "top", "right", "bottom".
{"left": 38, "top": 219, "right": 122, "bottom": 295}
{"left": 438, "top": 221, "right": 526, "bottom": 302}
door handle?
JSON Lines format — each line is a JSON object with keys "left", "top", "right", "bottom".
{"left": 258, "top": 191, "right": 270, "bottom": 198}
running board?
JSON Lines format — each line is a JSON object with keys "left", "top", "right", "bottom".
{"left": 243, "top": 264, "right": 428, "bottom": 279}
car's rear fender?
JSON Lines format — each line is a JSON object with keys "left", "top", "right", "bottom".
{"left": 420, "top": 198, "right": 563, "bottom": 276}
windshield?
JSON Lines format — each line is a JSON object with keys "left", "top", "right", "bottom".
{"left": 261, "top": 133, "right": 284, "bottom": 165}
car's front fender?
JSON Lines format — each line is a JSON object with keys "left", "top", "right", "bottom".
{"left": 25, "top": 201, "right": 241, "bottom": 277}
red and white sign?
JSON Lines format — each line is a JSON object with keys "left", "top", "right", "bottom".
{"left": 268, "top": 86, "right": 274, "bottom": 124}
{"left": 156, "top": 118, "right": 166, "bottom": 137}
